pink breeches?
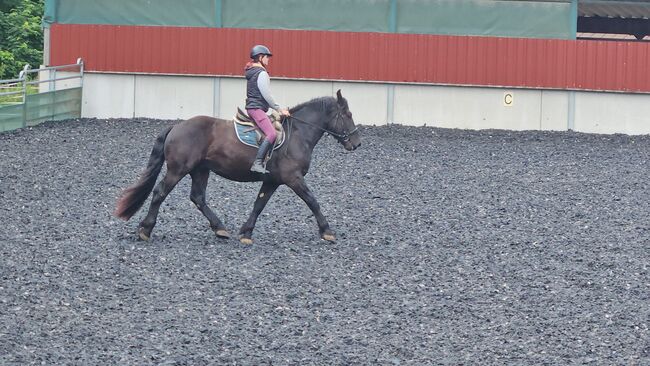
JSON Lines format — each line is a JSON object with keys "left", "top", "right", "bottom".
{"left": 247, "top": 109, "right": 277, "bottom": 143}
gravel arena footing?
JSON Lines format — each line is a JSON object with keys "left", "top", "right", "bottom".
{"left": 1, "top": 118, "right": 649, "bottom": 365}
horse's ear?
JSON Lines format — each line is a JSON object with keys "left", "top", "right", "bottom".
{"left": 336, "top": 89, "right": 343, "bottom": 105}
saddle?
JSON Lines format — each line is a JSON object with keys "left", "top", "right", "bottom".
{"left": 233, "top": 108, "right": 285, "bottom": 147}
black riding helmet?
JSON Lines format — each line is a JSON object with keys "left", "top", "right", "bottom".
{"left": 250, "top": 44, "right": 272, "bottom": 59}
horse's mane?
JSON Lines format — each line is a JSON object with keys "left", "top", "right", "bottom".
{"left": 289, "top": 96, "right": 337, "bottom": 114}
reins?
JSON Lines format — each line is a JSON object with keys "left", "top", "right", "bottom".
{"left": 285, "top": 113, "right": 358, "bottom": 143}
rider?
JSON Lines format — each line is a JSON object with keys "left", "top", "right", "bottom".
{"left": 245, "top": 44, "right": 290, "bottom": 174}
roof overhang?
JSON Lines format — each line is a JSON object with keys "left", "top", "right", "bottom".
{"left": 578, "top": 0, "right": 650, "bottom": 39}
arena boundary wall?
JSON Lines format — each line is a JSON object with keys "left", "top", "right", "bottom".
{"left": 76, "top": 72, "right": 650, "bottom": 135}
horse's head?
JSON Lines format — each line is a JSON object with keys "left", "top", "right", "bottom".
{"left": 329, "top": 89, "right": 361, "bottom": 151}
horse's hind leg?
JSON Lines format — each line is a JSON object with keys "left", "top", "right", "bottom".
{"left": 239, "top": 181, "right": 279, "bottom": 244}
{"left": 138, "top": 171, "right": 184, "bottom": 241}
{"left": 190, "top": 167, "right": 229, "bottom": 238}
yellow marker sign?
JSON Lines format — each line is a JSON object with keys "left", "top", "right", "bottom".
{"left": 504, "top": 92, "right": 514, "bottom": 107}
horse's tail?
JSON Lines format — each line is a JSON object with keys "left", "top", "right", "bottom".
{"left": 114, "top": 125, "right": 174, "bottom": 221}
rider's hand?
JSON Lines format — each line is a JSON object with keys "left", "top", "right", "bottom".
{"left": 281, "top": 108, "right": 290, "bottom": 116}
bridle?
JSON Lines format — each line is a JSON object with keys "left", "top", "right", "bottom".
{"left": 286, "top": 110, "right": 359, "bottom": 144}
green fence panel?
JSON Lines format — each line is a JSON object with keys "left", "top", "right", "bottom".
{"left": 45, "top": 0, "right": 218, "bottom": 27}
{"left": 43, "top": 0, "right": 56, "bottom": 27}
{"left": 0, "top": 104, "right": 25, "bottom": 132}
{"left": 25, "top": 88, "right": 82, "bottom": 126}
{"left": 45, "top": 0, "right": 574, "bottom": 39}
{"left": 53, "top": 87, "right": 82, "bottom": 121}
{"left": 25, "top": 91, "right": 55, "bottom": 126}
{"left": 222, "top": 0, "right": 392, "bottom": 32}
{"left": 397, "top": 0, "right": 574, "bottom": 39}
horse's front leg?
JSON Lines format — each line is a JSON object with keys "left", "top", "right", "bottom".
{"left": 239, "top": 180, "right": 279, "bottom": 244}
{"left": 287, "top": 177, "right": 335, "bottom": 241}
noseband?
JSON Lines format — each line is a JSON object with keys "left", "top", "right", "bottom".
{"left": 330, "top": 111, "right": 359, "bottom": 143}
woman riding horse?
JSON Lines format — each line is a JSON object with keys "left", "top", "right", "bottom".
{"left": 114, "top": 89, "right": 361, "bottom": 244}
{"left": 245, "top": 45, "right": 290, "bottom": 174}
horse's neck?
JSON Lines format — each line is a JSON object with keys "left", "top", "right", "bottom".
{"left": 289, "top": 111, "right": 328, "bottom": 149}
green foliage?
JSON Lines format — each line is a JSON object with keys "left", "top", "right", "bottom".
{"left": 0, "top": 0, "right": 23, "bottom": 13}
{"left": 0, "top": 0, "right": 44, "bottom": 79}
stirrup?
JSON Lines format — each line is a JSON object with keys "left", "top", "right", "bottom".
{"left": 250, "top": 161, "right": 269, "bottom": 174}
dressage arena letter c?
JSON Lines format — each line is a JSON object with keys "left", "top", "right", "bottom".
{"left": 503, "top": 92, "right": 514, "bottom": 107}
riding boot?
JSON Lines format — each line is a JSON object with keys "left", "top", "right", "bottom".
{"left": 250, "top": 139, "right": 274, "bottom": 174}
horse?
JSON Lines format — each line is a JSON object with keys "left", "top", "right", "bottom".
{"left": 114, "top": 90, "right": 361, "bottom": 244}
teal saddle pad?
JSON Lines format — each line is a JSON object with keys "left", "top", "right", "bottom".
{"left": 234, "top": 121, "right": 285, "bottom": 149}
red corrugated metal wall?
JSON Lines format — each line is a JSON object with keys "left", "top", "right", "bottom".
{"left": 50, "top": 24, "right": 650, "bottom": 93}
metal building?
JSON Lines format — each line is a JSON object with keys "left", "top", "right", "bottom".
{"left": 44, "top": 0, "right": 650, "bottom": 134}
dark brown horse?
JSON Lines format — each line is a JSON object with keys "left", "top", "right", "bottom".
{"left": 114, "top": 90, "right": 361, "bottom": 244}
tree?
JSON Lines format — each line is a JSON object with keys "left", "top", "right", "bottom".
{"left": 0, "top": 0, "right": 23, "bottom": 13}
{"left": 0, "top": 0, "right": 44, "bottom": 79}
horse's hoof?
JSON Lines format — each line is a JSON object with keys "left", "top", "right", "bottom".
{"left": 213, "top": 229, "right": 231, "bottom": 238}
{"left": 138, "top": 228, "right": 150, "bottom": 241}
{"left": 322, "top": 234, "right": 336, "bottom": 242}
{"left": 239, "top": 237, "right": 253, "bottom": 245}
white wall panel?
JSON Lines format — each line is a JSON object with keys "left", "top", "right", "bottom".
{"left": 217, "top": 77, "right": 246, "bottom": 119}
{"left": 274, "top": 79, "right": 333, "bottom": 109}
{"left": 540, "top": 90, "right": 569, "bottom": 131}
{"left": 82, "top": 73, "right": 134, "bottom": 119}
{"left": 574, "top": 92, "right": 650, "bottom": 135}
{"left": 80, "top": 73, "right": 650, "bottom": 135}
{"left": 393, "top": 85, "right": 544, "bottom": 131}
{"left": 333, "top": 82, "right": 388, "bottom": 125}
{"left": 134, "top": 75, "right": 213, "bottom": 119}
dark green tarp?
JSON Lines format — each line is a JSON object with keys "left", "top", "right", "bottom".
{"left": 43, "top": 0, "right": 576, "bottom": 39}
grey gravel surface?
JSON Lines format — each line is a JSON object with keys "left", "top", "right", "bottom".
{"left": 0, "top": 118, "right": 649, "bottom": 365}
